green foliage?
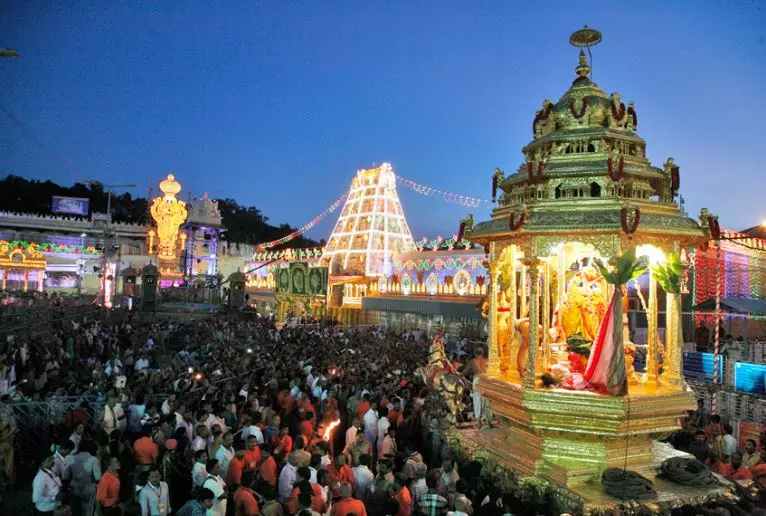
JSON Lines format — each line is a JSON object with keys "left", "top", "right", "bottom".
{"left": 594, "top": 247, "right": 648, "bottom": 286}
{"left": 566, "top": 334, "right": 593, "bottom": 357}
{"left": 650, "top": 252, "right": 682, "bottom": 294}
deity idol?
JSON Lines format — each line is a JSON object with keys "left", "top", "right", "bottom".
{"left": 552, "top": 265, "right": 607, "bottom": 343}
{"left": 150, "top": 174, "right": 188, "bottom": 261}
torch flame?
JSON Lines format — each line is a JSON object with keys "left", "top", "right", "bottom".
{"left": 322, "top": 419, "right": 341, "bottom": 441}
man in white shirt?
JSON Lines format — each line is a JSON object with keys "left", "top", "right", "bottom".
{"left": 135, "top": 355, "right": 150, "bottom": 373}
{"left": 138, "top": 467, "right": 170, "bottom": 515}
{"left": 722, "top": 423, "right": 738, "bottom": 458}
{"left": 32, "top": 455, "right": 61, "bottom": 513}
{"left": 192, "top": 450, "right": 208, "bottom": 489}
{"left": 278, "top": 455, "right": 298, "bottom": 502}
{"left": 214, "top": 432, "right": 235, "bottom": 480}
{"left": 240, "top": 414, "right": 264, "bottom": 444}
{"left": 410, "top": 463, "right": 428, "bottom": 502}
{"left": 52, "top": 440, "right": 73, "bottom": 479}
{"left": 363, "top": 405, "right": 379, "bottom": 449}
{"left": 377, "top": 408, "right": 391, "bottom": 448}
{"left": 352, "top": 454, "right": 375, "bottom": 500}
{"left": 202, "top": 459, "right": 228, "bottom": 516}
{"left": 160, "top": 393, "right": 176, "bottom": 416}
{"left": 447, "top": 495, "right": 473, "bottom": 516}
{"left": 192, "top": 424, "right": 209, "bottom": 453}
{"left": 344, "top": 419, "right": 360, "bottom": 453}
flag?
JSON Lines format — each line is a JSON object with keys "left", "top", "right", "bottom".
{"left": 584, "top": 288, "right": 627, "bottom": 396}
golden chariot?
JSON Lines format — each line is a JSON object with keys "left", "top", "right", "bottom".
{"left": 465, "top": 28, "right": 715, "bottom": 491}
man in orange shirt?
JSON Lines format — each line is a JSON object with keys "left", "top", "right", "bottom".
{"left": 274, "top": 426, "right": 293, "bottom": 461}
{"left": 95, "top": 456, "right": 121, "bottom": 515}
{"left": 330, "top": 482, "right": 367, "bottom": 516}
{"left": 233, "top": 471, "right": 260, "bottom": 516}
{"left": 299, "top": 412, "right": 314, "bottom": 444}
{"left": 392, "top": 476, "right": 412, "bottom": 516}
{"left": 227, "top": 442, "right": 247, "bottom": 489}
{"left": 133, "top": 430, "right": 159, "bottom": 474}
{"left": 243, "top": 435, "right": 261, "bottom": 473}
{"left": 729, "top": 452, "right": 753, "bottom": 481}
{"left": 287, "top": 466, "right": 327, "bottom": 514}
{"left": 259, "top": 447, "right": 278, "bottom": 487}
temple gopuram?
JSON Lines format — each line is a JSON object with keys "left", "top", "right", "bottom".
{"left": 461, "top": 28, "right": 730, "bottom": 511}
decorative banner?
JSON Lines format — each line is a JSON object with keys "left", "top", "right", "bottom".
{"left": 259, "top": 193, "right": 348, "bottom": 249}
{"left": 395, "top": 175, "right": 490, "bottom": 208}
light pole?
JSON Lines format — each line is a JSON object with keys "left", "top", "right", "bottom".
{"left": 85, "top": 181, "right": 136, "bottom": 307}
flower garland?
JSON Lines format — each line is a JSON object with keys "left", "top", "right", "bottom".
{"left": 608, "top": 157, "right": 625, "bottom": 181}
{"left": 526, "top": 161, "right": 545, "bottom": 184}
{"left": 670, "top": 165, "right": 680, "bottom": 197}
{"left": 457, "top": 221, "right": 466, "bottom": 242}
{"left": 611, "top": 101, "right": 626, "bottom": 121}
{"left": 491, "top": 174, "right": 498, "bottom": 203}
{"left": 620, "top": 207, "right": 641, "bottom": 235}
{"left": 569, "top": 98, "right": 588, "bottom": 119}
{"left": 0, "top": 239, "right": 100, "bottom": 255}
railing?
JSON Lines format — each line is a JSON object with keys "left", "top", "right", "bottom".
{"left": 1, "top": 395, "right": 106, "bottom": 475}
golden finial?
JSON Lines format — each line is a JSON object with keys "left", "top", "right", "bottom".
{"left": 569, "top": 25, "right": 602, "bottom": 78}
{"left": 575, "top": 49, "right": 591, "bottom": 78}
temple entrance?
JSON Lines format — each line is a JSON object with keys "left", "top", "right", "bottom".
{"left": 0, "top": 244, "right": 47, "bottom": 292}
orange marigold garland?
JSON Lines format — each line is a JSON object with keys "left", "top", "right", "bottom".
{"left": 621, "top": 207, "right": 640, "bottom": 235}
{"left": 608, "top": 157, "right": 624, "bottom": 181}
{"left": 569, "top": 98, "right": 588, "bottom": 119}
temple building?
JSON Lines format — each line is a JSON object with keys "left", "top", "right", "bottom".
{"left": 463, "top": 28, "right": 713, "bottom": 494}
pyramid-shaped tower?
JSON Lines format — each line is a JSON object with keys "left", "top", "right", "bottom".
{"left": 322, "top": 163, "right": 416, "bottom": 277}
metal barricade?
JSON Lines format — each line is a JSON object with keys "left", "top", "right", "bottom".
{"left": 1, "top": 395, "right": 106, "bottom": 474}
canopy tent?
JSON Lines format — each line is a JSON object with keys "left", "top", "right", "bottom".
{"left": 693, "top": 297, "right": 766, "bottom": 342}
{"left": 692, "top": 297, "right": 766, "bottom": 315}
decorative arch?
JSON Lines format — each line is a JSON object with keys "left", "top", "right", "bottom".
{"left": 453, "top": 269, "right": 472, "bottom": 296}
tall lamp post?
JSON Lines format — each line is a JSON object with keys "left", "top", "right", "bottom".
{"left": 85, "top": 181, "right": 136, "bottom": 307}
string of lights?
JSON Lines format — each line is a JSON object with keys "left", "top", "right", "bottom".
{"left": 395, "top": 174, "right": 490, "bottom": 208}
{"left": 258, "top": 192, "right": 348, "bottom": 249}
{"left": 720, "top": 237, "right": 766, "bottom": 253}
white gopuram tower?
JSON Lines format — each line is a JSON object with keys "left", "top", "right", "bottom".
{"left": 322, "top": 163, "right": 416, "bottom": 278}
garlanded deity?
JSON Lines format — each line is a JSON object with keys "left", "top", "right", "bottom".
{"left": 149, "top": 174, "right": 188, "bottom": 262}
{"left": 552, "top": 263, "right": 607, "bottom": 343}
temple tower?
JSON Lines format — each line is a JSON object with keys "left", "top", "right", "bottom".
{"left": 322, "top": 163, "right": 416, "bottom": 277}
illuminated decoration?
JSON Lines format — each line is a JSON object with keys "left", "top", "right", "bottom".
{"left": 401, "top": 273, "right": 412, "bottom": 296}
{"left": 0, "top": 240, "right": 100, "bottom": 256}
{"left": 454, "top": 269, "right": 471, "bottom": 295}
{"left": 322, "top": 163, "right": 416, "bottom": 277}
{"left": 0, "top": 241, "right": 46, "bottom": 291}
{"left": 377, "top": 276, "right": 388, "bottom": 294}
{"left": 426, "top": 272, "right": 439, "bottom": 295}
{"left": 149, "top": 174, "right": 188, "bottom": 274}
{"left": 258, "top": 192, "right": 348, "bottom": 250}
{"left": 692, "top": 229, "right": 766, "bottom": 322}
{"left": 395, "top": 174, "right": 490, "bottom": 208}
{"left": 462, "top": 29, "right": 712, "bottom": 493}
{"left": 414, "top": 235, "right": 478, "bottom": 252}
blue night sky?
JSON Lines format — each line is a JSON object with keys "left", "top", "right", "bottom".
{"left": 1, "top": 1, "right": 764, "bottom": 242}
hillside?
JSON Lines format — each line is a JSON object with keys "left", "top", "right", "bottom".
{"left": 0, "top": 175, "right": 319, "bottom": 248}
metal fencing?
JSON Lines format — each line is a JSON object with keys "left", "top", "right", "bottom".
{"left": 1, "top": 396, "right": 106, "bottom": 475}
